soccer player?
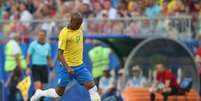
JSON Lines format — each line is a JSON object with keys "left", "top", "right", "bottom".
{"left": 31, "top": 13, "right": 101, "bottom": 101}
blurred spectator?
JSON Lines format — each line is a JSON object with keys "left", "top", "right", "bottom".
{"left": 79, "top": 1, "right": 93, "bottom": 18}
{"left": 167, "top": 0, "right": 185, "bottom": 15}
{"left": 155, "top": 19, "right": 179, "bottom": 39}
{"left": 41, "top": 21, "right": 56, "bottom": 36}
{"left": 100, "top": 18, "right": 113, "bottom": 34}
{"left": 116, "top": 68, "right": 126, "bottom": 93}
{"left": 156, "top": 0, "right": 163, "bottom": 6}
{"left": 111, "top": 21, "right": 124, "bottom": 34}
{"left": 27, "top": 0, "right": 36, "bottom": 14}
{"left": 195, "top": 2, "right": 201, "bottom": 39}
{"left": 160, "top": 1, "right": 169, "bottom": 16}
{"left": 144, "top": 0, "right": 161, "bottom": 17}
{"left": 3, "top": 0, "right": 13, "bottom": 13}
{"left": 117, "top": 2, "right": 130, "bottom": 18}
{"left": 125, "top": 20, "right": 141, "bottom": 37}
{"left": 4, "top": 33, "right": 27, "bottom": 101}
{"left": 58, "top": 1, "right": 74, "bottom": 19}
{"left": 111, "top": 0, "right": 120, "bottom": 8}
{"left": 2, "top": 11, "right": 12, "bottom": 34}
{"left": 140, "top": 19, "right": 153, "bottom": 34}
{"left": 128, "top": 0, "right": 143, "bottom": 17}
{"left": 150, "top": 64, "right": 179, "bottom": 101}
{"left": 87, "top": 20, "right": 100, "bottom": 33}
{"left": 126, "top": 65, "right": 147, "bottom": 88}
{"left": 8, "top": 3, "right": 29, "bottom": 43}
{"left": 99, "top": 69, "right": 115, "bottom": 100}
{"left": 188, "top": 0, "right": 200, "bottom": 13}
{"left": 0, "top": 0, "right": 3, "bottom": 21}
{"left": 0, "top": 0, "right": 200, "bottom": 41}
{"left": 137, "top": 0, "right": 147, "bottom": 15}
{"left": 101, "top": 0, "right": 117, "bottom": 19}
{"left": 195, "top": 46, "right": 201, "bottom": 95}
{"left": 40, "top": 11, "right": 56, "bottom": 36}
{"left": 19, "top": 2, "right": 33, "bottom": 27}
{"left": 173, "top": 0, "right": 185, "bottom": 15}
{"left": 10, "top": 5, "right": 20, "bottom": 20}
{"left": 92, "top": 1, "right": 102, "bottom": 18}
{"left": 0, "top": 0, "right": 198, "bottom": 20}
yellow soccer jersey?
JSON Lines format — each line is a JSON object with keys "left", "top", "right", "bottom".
{"left": 58, "top": 26, "right": 83, "bottom": 67}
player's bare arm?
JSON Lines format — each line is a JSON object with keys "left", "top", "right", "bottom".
{"left": 58, "top": 49, "right": 74, "bottom": 74}
{"left": 47, "top": 56, "right": 54, "bottom": 69}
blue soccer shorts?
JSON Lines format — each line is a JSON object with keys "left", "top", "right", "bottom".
{"left": 57, "top": 63, "right": 94, "bottom": 87}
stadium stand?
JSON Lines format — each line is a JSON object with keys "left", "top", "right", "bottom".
{"left": 122, "top": 87, "right": 200, "bottom": 101}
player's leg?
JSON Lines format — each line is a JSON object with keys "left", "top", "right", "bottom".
{"left": 39, "top": 67, "right": 49, "bottom": 101}
{"left": 31, "top": 86, "right": 65, "bottom": 101}
{"left": 40, "top": 67, "right": 49, "bottom": 90}
{"left": 34, "top": 81, "right": 42, "bottom": 90}
{"left": 41, "top": 83, "right": 46, "bottom": 91}
{"left": 37, "top": 71, "right": 67, "bottom": 98}
{"left": 85, "top": 81, "right": 101, "bottom": 101}
{"left": 74, "top": 64, "right": 101, "bottom": 101}
{"left": 31, "top": 64, "right": 72, "bottom": 101}
{"left": 33, "top": 82, "right": 43, "bottom": 101}
{"left": 39, "top": 83, "right": 45, "bottom": 101}
{"left": 31, "top": 67, "right": 42, "bottom": 92}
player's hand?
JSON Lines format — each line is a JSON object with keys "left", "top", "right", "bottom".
{"left": 67, "top": 67, "right": 74, "bottom": 75}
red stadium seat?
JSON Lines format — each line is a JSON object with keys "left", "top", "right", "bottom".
{"left": 122, "top": 87, "right": 200, "bottom": 101}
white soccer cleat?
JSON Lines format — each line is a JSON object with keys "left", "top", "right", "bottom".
{"left": 90, "top": 93, "right": 101, "bottom": 101}
{"left": 30, "top": 89, "right": 43, "bottom": 101}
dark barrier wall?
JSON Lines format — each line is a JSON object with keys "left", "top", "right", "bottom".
{"left": 125, "top": 38, "right": 200, "bottom": 92}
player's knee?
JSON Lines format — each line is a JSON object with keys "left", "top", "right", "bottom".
{"left": 84, "top": 81, "right": 95, "bottom": 90}
{"left": 55, "top": 87, "right": 65, "bottom": 96}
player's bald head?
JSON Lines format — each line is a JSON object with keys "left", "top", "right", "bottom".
{"left": 70, "top": 13, "right": 83, "bottom": 22}
{"left": 68, "top": 12, "right": 83, "bottom": 30}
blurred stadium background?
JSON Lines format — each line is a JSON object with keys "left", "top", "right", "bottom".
{"left": 0, "top": 0, "right": 201, "bottom": 101}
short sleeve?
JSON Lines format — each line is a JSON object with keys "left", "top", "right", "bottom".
{"left": 58, "top": 28, "right": 68, "bottom": 50}
{"left": 28, "top": 42, "right": 35, "bottom": 55}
